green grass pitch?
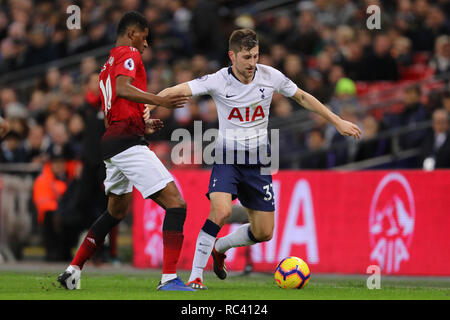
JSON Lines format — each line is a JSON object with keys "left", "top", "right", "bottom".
{"left": 0, "top": 270, "right": 449, "bottom": 300}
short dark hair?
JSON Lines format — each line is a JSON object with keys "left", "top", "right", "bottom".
{"left": 117, "top": 11, "right": 148, "bottom": 36}
{"left": 229, "top": 28, "right": 258, "bottom": 53}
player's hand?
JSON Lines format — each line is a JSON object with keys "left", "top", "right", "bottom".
{"left": 336, "top": 119, "right": 362, "bottom": 140}
{"left": 144, "top": 118, "right": 164, "bottom": 135}
{"left": 159, "top": 94, "right": 189, "bottom": 109}
{"left": 144, "top": 104, "right": 157, "bottom": 124}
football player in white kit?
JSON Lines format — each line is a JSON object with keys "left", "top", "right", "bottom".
{"left": 144, "top": 29, "right": 362, "bottom": 289}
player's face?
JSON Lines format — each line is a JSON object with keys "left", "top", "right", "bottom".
{"left": 231, "top": 46, "right": 259, "bottom": 80}
{"left": 132, "top": 27, "right": 149, "bottom": 54}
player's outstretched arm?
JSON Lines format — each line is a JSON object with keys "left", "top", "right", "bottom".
{"left": 116, "top": 75, "right": 188, "bottom": 109}
{"left": 144, "top": 83, "right": 193, "bottom": 123}
{"left": 155, "top": 83, "right": 193, "bottom": 99}
{"left": 291, "top": 88, "right": 362, "bottom": 139}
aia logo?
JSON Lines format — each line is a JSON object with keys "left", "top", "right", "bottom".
{"left": 228, "top": 105, "right": 265, "bottom": 122}
{"left": 369, "top": 173, "right": 415, "bottom": 273}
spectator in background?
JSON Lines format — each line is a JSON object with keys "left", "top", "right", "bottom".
{"left": 329, "top": 105, "right": 361, "bottom": 166}
{"left": 0, "top": 130, "right": 27, "bottom": 162}
{"left": 28, "top": 89, "right": 46, "bottom": 118}
{"left": 272, "top": 96, "right": 294, "bottom": 118}
{"left": 67, "top": 113, "right": 85, "bottom": 158}
{"left": 79, "top": 56, "right": 99, "bottom": 85}
{"left": 0, "top": 21, "right": 27, "bottom": 72}
{"left": 191, "top": 54, "right": 212, "bottom": 79}
{"left": 46, "top": 121, "right": 76, "bottom": 160}
{"left": 66, "top": 28, "right": 89, "bottom": 56}
{"left": 391, "top": 36, "right": 413, "bottom": 68}
{"left": 282, "top": 53, "right": 307, "bottom": 89}
{"left": 79, "top": 21, "right": 110, "bottom": 52}
{"left": 316, "top": 51, "right": 344, "bottom": 102}
{"left": 24, "top": 124, "right": 49, "bottom": 164}
{"left": 0, "top": 38, "right": 20, "bottom": 73}
{"left": 420, "top": 108, "right": 450, "bottom": 169}
{"left": 55, "top": 103, "right": 73, "bottom": 125}
{"left": 423, "top": 5, "right": 450, "bottom": 50}
{"left": 304, "top": 69, "right": 328, "bottom": 104}
{"left": 0, "top": 87, "right": 19, "bottom": 116}
{"left": 382, "top": 85, "right": 429, "bottom": 151}
{"left": 328, "top": 77, "right": 359, "bottom": 114}
{"left": 354, "top": 115, "right": 390, "bottom": 162}
{"left": 323, "top": 64, "right": 346, "bottom": 103}
{"left": 314, "top": 0, "right": 341, "bottom": 26}
{"left": 8, "top": 117, "right": 28, "bottom": 139}
{"left": 332, "top": 0, "right": 358, "bottom": 25}
{"left": 37, "top": 67, "right": 61, "bottom": 94}
{"left": 300, "top": 128, "right": 329, "bottom": 169}
{"left": 269, "top": 11, "right": 294, "bottom": 44}
{"left": 394, "top": 1, "right": 416, "bottom": 42}
{"left": 32, "top": 149, "right": 81, "bottom": 261}
{"left": 316, "top": 50, "right": 333, "bottom": 82}
{"left": 190, "top": 0, "right": 225, "bottom": 63}
{"left": 168, "top": 0, "right": 193, "bottom": 36}
{"left": 181, "top": 99, "right": 202, "bottom": 136}
{"left": 288, "top": 9, "right": 321, "bottom": 56}
{"left": 340, "top": 41, "right": 366, "bottom": 81}
{"left": 172, "top": 60, "right": 201, "bottom": 130}
{"left": 409, "top": 1, "right": 450, "bottom": 52}
{"left": 363, "top": 33, "right": 399, "bottom": 81}
{"left": 258, "top": 53, "right": 274, "bottom": 67}
{"left": 409, "top": 0, "right": 433, "bottom": 52}
{"left": 269, "top": 43, "right": 288, "bottom": 70}
{"left": 309, "top": 111, "right": 335, "bottom": 148}
{"left": 83, "top": 72, "right": 101, "bottom": 108}
{"left": 429, "top": 35, "right": 450, "bottom": 75}
{"left": 201, "top": 98, "right": 219, "bottom": 132}
{"left": 271, "top": 97, "right": 299, "bottom": 169}
{"left": 335, "top": 25, "right": 355, "bottom": 62}
{"left": 22, "top": 26, "right": 57, "bottom": 68}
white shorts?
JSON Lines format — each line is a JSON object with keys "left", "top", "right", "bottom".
{"left": 103, "top": 145, "right": 173, "bottom": 199}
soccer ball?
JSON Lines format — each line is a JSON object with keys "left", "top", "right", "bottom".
{"left": 274, "top": 256, "right": 311, "bottom": 289}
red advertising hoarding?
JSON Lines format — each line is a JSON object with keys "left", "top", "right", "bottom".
{"left": 133, "top": 170, "right": 450, "bottom": 276}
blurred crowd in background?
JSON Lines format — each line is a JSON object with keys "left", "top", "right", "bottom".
{"left": 0, "top": 0, "right": 450, "bottom": 262}
{"left": 0, "top": 0, "right": 449, "bottom": 170}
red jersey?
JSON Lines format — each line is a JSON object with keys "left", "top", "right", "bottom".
{"left": 99, "top": 46, "right": 148, "bottom": 159}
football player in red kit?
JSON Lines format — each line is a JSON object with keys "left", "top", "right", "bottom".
{"left": 58, "top": 11, "right": 194, "bottom": 291}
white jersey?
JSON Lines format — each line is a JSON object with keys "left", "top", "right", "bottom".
{"left": 188, "top": 64, "right": 297, "bottom": 159}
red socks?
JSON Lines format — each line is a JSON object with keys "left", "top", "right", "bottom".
{"left": 162, "top": 231, "right": 184, "bottom": 274}
{"left": 71, "top": 230, "right": 104, "bottom": 269}
{"left": 71, "top": 211, "right": 121, "bottom": 269}
{"left": 71, "top": 209, "right": 185, "bottom": 274}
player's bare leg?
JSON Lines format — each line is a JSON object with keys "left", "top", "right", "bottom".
{"left": 215, "top": 208, "right": 274, "bottom": 253}
{"left": 245, "top": 209, "right": 275, "bottom": 242}
{"left": 212, "top": 208, "right": 274, "bottom": 278}
{"left": 187, "top": 192, "right": 232, "bottom": 288}
{"left": 149, "top": 182, "right": 195, "bottom": 291}
{"left": 58, "top": 193, "right": 132, "bottom": 289}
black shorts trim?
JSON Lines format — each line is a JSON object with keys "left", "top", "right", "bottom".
{"left": 101, "top": 136, "right": 147, "bottom": 160}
